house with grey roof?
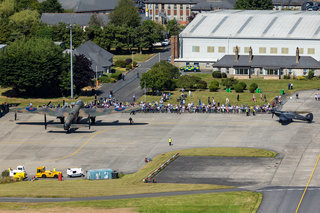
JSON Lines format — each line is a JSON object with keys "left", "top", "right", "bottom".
{"left": 41, "top": 13, "right": 109, "bottom": 27}
{"left": 73, "top": 41, "right": 114, "bottom": 77}
{"left": 75, "top": 0, "right": 119, "bottom": 13}
{"left": 191, "top": 0, "right": 236, "bottom": 12}
{"left": 213, "top": 47, "right": 320, "bottom": 79}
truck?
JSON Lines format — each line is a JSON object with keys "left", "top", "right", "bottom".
{"left": 67, "top": 168, "right": 84, "bottom": 178}
{"left": 36, "top": 166, "right": 62, "bottom": 178}
{"left": 8, "top": 165, "right": 27, "bottom": 180}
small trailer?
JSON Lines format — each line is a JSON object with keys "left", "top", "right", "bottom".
{"left": 67, "top": 168, "right": 85, "bottom": 178}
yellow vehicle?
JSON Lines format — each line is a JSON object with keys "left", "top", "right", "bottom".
{"left": 9, "top": 166, "right": 27, "bottom": 180}
{"left": 36, "top": 166, "right": 62, "bottom": 178}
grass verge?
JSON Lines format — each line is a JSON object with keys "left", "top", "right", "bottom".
{"left": 0, "top": 192, "right": 263, "bottom": 213}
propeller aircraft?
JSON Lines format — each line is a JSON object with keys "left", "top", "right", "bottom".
{"left": 271, "top": 108, "right": 313, "bottom": 125}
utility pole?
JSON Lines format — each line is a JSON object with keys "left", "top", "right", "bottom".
{"left": 68, "top": 24, "right": 75, "bottom": 98}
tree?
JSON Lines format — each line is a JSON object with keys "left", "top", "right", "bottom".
{"left": 35, "top": 24, "right": 53, "bottom": 39}
{"left": 0, "top": 0, "right": 15, "bottom": 18}
{"left": 137, "top": 20, "right": 164, "bottom": 52}
{"left": 88, "top": 14, "right": 105, "bottom": 27}
{"left": 234, "top": 0, "right": 273, "bottom": 10}
{"left": 15, "top": 0, "right": 39, "bottom": 11}
{"left": 166, "top": 19, "right": 180, "bottom": 37}
{"left": 38, "top": 0, "right": 64, "bottom": 14}
{"left": 8, "top": 9, "right": 40, "bottom": 38}
{"left": 73, "top": 54, "right": 95, "bottom": 94}
{"left": 0, "top": 38, "right": 67, "bottom": 97}
{"left": 176, "top": 75, "right": 202, "bottom": 90}
{"left": 52, "top": 23, "right": 85, "bottom": 48}
{"left": 140, "top": 61, "right": 179, "bottom": 92}
{"left": 221, "top": 78, "right": 239, "bottom": 89}
{"left": 109, "top": 0, "right": 141, "bottom": 28}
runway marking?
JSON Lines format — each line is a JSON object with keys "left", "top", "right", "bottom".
{"left": 295, "top": 154, "right": 320, "bottom": 213}
{"left": 44, "top": 127, "right": 123, "bottom": 162}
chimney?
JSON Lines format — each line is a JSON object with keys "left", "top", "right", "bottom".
{"left": 249, "top": 46, "right": 253, "bottom": 63}
{"left": 170, "top": 36, "right": 179, "bottom": 64}
{"left": 296, "top": 47, "right": 299, "bottom": 63}
{"left": 235, "top": 46, "right": 239, "bottom": 62}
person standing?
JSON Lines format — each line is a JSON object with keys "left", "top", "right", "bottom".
{"left": 133, "top": 95, "right": 136, "bottom": 102}
{"left": 168, "top": 137, "right": 172, "bottom": 146}
{"left": 253, "top": 94, "right": 256, "bottom": 103}
{"left": 129, "top": 117, "right": 133, "bottom": 124}
{"left": 189, "top": 90, "right": 191, "bottom": 97}
{"left": 237, "top": 94, "right": 239, "bottom": 101}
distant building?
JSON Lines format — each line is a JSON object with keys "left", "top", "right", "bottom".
{"left": 272, "top": 0, "right": 308, "bottom": 10}
{"left": 74, "top": 41, "right": 114, "bottom": 77}
{"left": 41, "top": 13, "right": 109, "bottom": 27}
{"left": 144, "top": 0, "right": 198, "bottom": 25}
{"left": 191, "top": 0, "right": 236, "bottom": 12}
{"left": 174, "top": 10, "right": 320, "bottom": 73}
{"left": 213, "top": 47, "right": 320, "bottom": 78}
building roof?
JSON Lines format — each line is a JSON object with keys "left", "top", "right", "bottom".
{"left": 213, "top": 55, "right": 320, "bottom": 69}
{"left": 41, "top": 13, "right": 109, "bottom": 26}
{"left": 75, "top": 0, "right": 119, "bottom": 12}
{"left": 38, "top": 0, "right": 81, "bottom": 10}
{"left": 144, "top": 0, "right": 199, "bottom": 4}
{"left": 272, "top": 0, "right": 308, "bottom": 6}
{"left": 74, "top": 41, "right": 114, "bottom": 71}
{"left": 181, "top": 10, "right": 320, "bottom": 40}
{"left": 191, "top": 0, "right": 235, "bottom": 11}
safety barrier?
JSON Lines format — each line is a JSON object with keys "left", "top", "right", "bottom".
{"left": 143, "top": 153, "right": 180, "bottom": 183}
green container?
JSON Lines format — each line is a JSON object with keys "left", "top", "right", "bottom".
{"left": 281, "top": 89, "right": 284, "bottom": 95}
{"left": 256, "top": 88, "right": 261, "bottom": 93}
{"left": 226, "top": 88, "right": 231, "bottom": 93}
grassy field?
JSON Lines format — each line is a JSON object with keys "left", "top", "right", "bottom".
{"left": 139, "top": 74, "right": 320, "bottom": 106}
{"left": 0, "top": 191, "right": 263, "bottom": 213}
{"left": 114, "top": 52, "right": 156, "bottom": 63}
{"left": 0, "top": 148, "right": 277, "bottom": 198}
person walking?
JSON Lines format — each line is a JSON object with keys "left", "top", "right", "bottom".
{"left": 129, "top": 117, "right": 133, "bottom": 124}
{"left": 168, "top": 137, "right": 172, "bottom": 146}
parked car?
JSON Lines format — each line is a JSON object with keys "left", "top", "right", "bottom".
{"left": 162, "top": 39, "right": 170, "bottom": 46}
{"left": 67, "top": 168, "right": 85, "bottom": 178}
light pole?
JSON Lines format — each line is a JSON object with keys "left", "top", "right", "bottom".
{"left": 131, "top": 51, "right": 135, "bottom": 69}
{"left": 67, "top": 24, "right": 75, "bottom": 98}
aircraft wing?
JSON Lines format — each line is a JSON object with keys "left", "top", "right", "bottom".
{"left": 11, "top": 107, "right": 71, "bottom": 117}
{"left": 279, "top": 115, "right": 289, "bottom": 122}
{"left": 80, "top": 106, "right": 139, "bottom": 117}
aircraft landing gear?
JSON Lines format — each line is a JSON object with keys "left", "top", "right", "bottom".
{"left": 90, "top": 117, "right": 96, "bottom": 125}
{"left": 58, "top": 117, "right": 65, "bottom": 124}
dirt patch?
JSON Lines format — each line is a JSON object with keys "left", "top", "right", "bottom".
{"left": 0, "top": 207, "right": 137, "bottom": 213}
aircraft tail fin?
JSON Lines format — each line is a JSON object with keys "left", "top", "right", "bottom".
{"left": 306, "top": 113, "right": 313, "bottom": 122}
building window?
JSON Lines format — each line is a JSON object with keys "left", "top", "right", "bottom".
{"left": 207, "top": 46, "right": 214, "bottom": 53}
{"left": 303, "top": 69, "right": 307, "bottom": 75}
{"left": 259, "top": 68, "right": 263, "bottom": 75}
{"left": 265, "top": 69, "right": 279, "bottom": 75}
{"left": 299, "top": 48, "right": 304, "bottom": 54}
{"left": 192, "top": 46, "right": 200, "bottom": 52}
{"left": 270, "top": 47, "right": 277, "bottom": 54}
{"left": 186, "top": 4, "right": 190, "bottom": 9}
{"left": 235, "top": 68, "right": 249, "bottom": 75}
{"left": 244, "top": 47, "right": 250, "bottom": 53}
{"left": 219, "top": 46, "right": 226, "bottom": 53}
{"left": 174, "top": 4, "right": 177, "bottom": 9}
{"left": 155, "top": 4, "right": 158, "bottom": 9}
{"left": 168, "top": 4, "right": 171, "bottom": 9}
{"left": 206, "top": 63, "right": 211, "bottom": 67}
{"left": 149, "top": 4, "right": 152, "bottom": 9}
{"left": 281, "top": 48, "right": 289, "bottom": 54}
{"left": 289, "top": 69, "right": 292, "bottom": 74}
{"left": 180, "top": 4, "right": 183, "bottom": 9}
{"left": 226, "top": 68, "right": 229, "bottom": 74}
{"left": 259, "top": 47, "right": 266, "bottom": 54}
{"left": 308, "top": 48, "right": 315, "bottom": 54}
{"left": 233, "top": 47, "right": 240, "bottom": 53}
{"left": 180, "top": 15, "right": 183, "bottom": 20}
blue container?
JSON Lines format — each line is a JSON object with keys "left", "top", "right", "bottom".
{"left": 87, "top": 169, "right": 113, "bottom": 180}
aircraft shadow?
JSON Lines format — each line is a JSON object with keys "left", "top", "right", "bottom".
{"left": 80, "top": 119, "right": 149, "bottom": 126}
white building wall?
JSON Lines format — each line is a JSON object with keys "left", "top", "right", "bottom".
{"left": 180, "top": 37, "right": 320, "bottom": 61}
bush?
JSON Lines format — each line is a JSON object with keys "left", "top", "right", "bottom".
{"left": 209, "top": 80, "right": 219, "bottom": 92}
{"left": 234, "top": 83, "right": 245, "bottom": 92}
{"left": 221, "top": 78, "right": 238, "bottom": 89}
{"left": 212, "top": 71, "right": 222, "bottom": 78}
{"left": 98, "top": 75, "right": 110, "bottom": 83}
{"left": 176, "top": 75, "right": 202, "bottom": 89}
{"left": 238, "top": 82, "right": 247, "bottom": 90}
{"left": 297, "top": 76, "right": 305, "bottom": 80}
{"left": 221, "top": 72, "right": 227, "bottom": 78}
{"left": 111, "top": 71, "right": 122, "bottom": 80}
{"left": 1, "top": 170, "right": 9, "bottom": 178}
{"left": 249, "top": 83, "right": 258, "bottom": 93}
{"left": 283, "top": 74, "right": 290, "bottom": 79}
{"left": 308, "top": 70, "right": 314, "bottom": 79}
{"left": 115, "top": 60, "right": 127, "bottom": 68}
{"left": 195, "top": 80, "right": 207, "bottom": 89}
{"left": 109, "top": 78, "right": 116, "bottom": 83}
{"left": 125, "top": 58, "right": 132, "bottom": 65}
{"left": 126, "top": 64, "right": 131, "bottom": 70}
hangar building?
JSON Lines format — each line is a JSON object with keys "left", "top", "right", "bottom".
{"left": 174, "top": 10, "right": 320, "bottom": 75}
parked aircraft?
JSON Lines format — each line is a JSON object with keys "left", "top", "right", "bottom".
{"left": 12, "top": 100, "right": 137, "bottom": 133}
{"left": 271, "top": 108, "right": 313, "bottom": 125}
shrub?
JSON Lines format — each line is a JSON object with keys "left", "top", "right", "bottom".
{"left": 133, "top": 61, "right": 137, "bottom": 67}
{"left": 238, "top": 82, "right": 247, "bottom": 90}
{"left": 115, "top": 60, "right": 127, "bottom": 68}
{"left": 234, "top": 83, "right": 245, "bottom": 92}
{"left": 98, "top": 75, "right": 110, "bottom": 83}
{"left": 195, "top": 80, "right": 207, "bottom": 89}
{"left": 297, "top": 76, "right": 305, "bottom": 80}
{"left": 125, "top": 58, "right": 132, "bottom": 65}
{"left": 249, "top": 83, "right": 258, "bottom": 93}
{"left": 209, "top": 80, "right": 219, "bottom": 92}
{"left": 308, "top": 70, "right": 314, "bottom": 79}
{"left": 221, "top": 72, "right": 227, "bottom": 78}
{"left": 176, "top": 75, "right": 202, "bottom": 89}
{"left": 283, "top": 74, "right": 290, "bottom": 79}
{"left": 111, "top": 71, "right": 122, "bottom": 80}
{"left": 1, "top": 170, "right": 9, "bottom": 178}
{"left": 109, "top": 78, "right": 116, "bottom": 83}
{"left": 126, "top": 64, "right": 131, "bottom": 70}
{"left": 221, "top": 78, "right": 238, "bottom": 89}
{"left": 212, "top": 71, "right": 222, "bottom": 78}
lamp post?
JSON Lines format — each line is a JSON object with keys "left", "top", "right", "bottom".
{"left": 131, "top": 51, "right": 135, "bottom": 69}
{"left": 67, "top": 24, "right": 75, "bottom": 98}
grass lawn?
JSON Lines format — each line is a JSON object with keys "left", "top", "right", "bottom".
{"left": 0, "top": 148, "right": 277, "bottom": 198}
{"left": 114, "top": 52, "right": 156, "bottom": 63}
{"left": 139, "top": 74, "right": 320, "bottom": 106}
{"left": 0, "top": 191, "right": 263, "bottom": 213}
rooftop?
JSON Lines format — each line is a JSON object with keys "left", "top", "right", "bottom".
{"left": 181, "top": 10, "right": 320, "bottom": 39}
{"left": 191, "top": 0, "right": 236, "bottom": 11}
{"left": 41, "top": 13, "right": 109, "bottom": 26}
{"left": 75, "top": 0, "right": 119, "bottom": 12}
{"left": 144, "top": 0, "right": 199, "bottom": 4}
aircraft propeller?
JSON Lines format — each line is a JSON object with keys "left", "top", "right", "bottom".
{"left": 88, "top": 114, "right": 91, "bottom": 130}
{"left": 44, "top": 114, "right": 47, "bottom": 130}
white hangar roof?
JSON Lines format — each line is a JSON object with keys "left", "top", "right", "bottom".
{"left": 181, "top": 10, "right": 320, "bottom": 40}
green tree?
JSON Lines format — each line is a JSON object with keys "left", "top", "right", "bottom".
{"left": 140, "top": 61, "right": 179, "bottom": 92}
{"left": 52, "top": 23, "right": 85, "bottom": 48}
{"left": 137, "top": 20, "right": 164, "bottom": 52}
{"left": 0, "top": 17, "right": 10, "bottom": 43}
{"left": 166, "top": 19, "right": 180, "bottom": 37}
{"left": 0, "top": 0, "right": 15, "bottom": 18}
{"left": 109, "top": 0, "right": 141, "bottom": 28}
{"left": 15, "top": 0, "right": 39, "bottom": 11}
{"left": 176, "top": 75, "right": 202, "bottom": 90}
{"left": 73, "top": 54, "right": 95, "bottom": 94}
{"left": 0, "top": 38, "right": 68, "bottom": 97}
{"left": 38, "top": 0, "right": 64, "bottom": 14}
{"left": 88, "top": 14, "right": 105, "bottom": 27}
{"left": 35, "top": 24, "right": 53, "bottom": 39}
{"left": 8, "top": 9, "right": 40, "bottom": 38}
{"left": 234, "top": 0, "right": 273, "bottom": 10}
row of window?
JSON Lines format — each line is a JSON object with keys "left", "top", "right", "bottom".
{"left": 231, "top": 68, "right": 308, "bottom": 76}
{"left": 148, "top": 4, "right": 189, "bottom": 10}
{"left": 192, "top": 46, "right": 316, "bottom": 55}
